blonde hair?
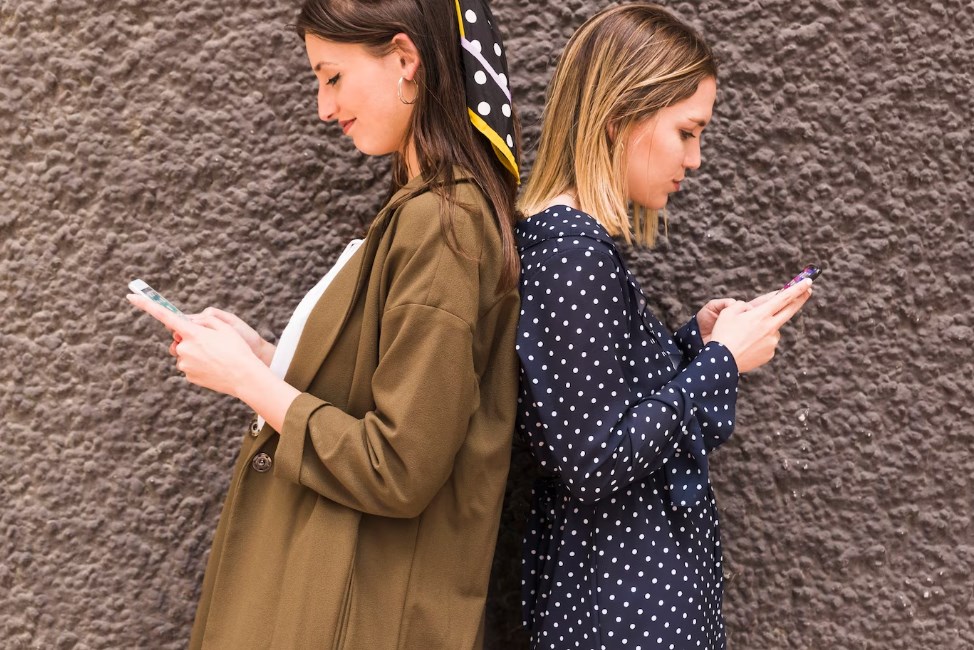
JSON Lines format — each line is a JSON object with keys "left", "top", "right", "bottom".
{"left": 521, "top": 3, "right": 717, "bottom": 246}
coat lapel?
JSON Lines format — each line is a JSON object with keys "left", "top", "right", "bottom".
{"left": 282, "top": 238, "right": 371, "bottom": 392}
{"left": 282, "top": 175, "right": 436, "bottom": 392}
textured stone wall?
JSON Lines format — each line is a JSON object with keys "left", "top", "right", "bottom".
{"left": 2, "top": 0, "right": 971, "bottom": 648}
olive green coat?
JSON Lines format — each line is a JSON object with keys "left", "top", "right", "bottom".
{"left": 189, "top": 174, "right": 519, "bottom": 649}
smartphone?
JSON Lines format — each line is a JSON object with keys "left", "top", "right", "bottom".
{"left": 782, "top": 264, "right": 821, "bottom": 289}
{"left": 128, "top": 279, "right": 185, "bottom": 316}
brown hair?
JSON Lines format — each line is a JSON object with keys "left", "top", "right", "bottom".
{"left": 295, "top": 0, "right": 521, "bottom": 290}
{"left": 520, "top": 2, "right": 716, "bottom": 246}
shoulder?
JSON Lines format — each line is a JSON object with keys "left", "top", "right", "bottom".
{"left": 389, "top": 179, "right": 494, "bottom": 255}
{"left": 517, "top": 206, "right": 622, "bottom": 280}
{"left": 375, "top": 178, "right": 504, "bottom": 322}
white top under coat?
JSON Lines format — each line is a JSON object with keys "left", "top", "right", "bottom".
{"left": 256, "top": 238, "right": 364, "bottom": 430}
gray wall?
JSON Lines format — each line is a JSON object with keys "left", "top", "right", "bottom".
{"left": 2, "top": 0, "right": 971, "bottom": 648}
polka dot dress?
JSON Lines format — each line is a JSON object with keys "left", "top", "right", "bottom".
{"left": 515, "top": 207, "right": 740, "bottom": 650}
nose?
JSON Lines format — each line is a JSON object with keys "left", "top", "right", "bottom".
{"left": 684, "top": 140, "right": 702, "bottom": 171}
{"left": 317, "top": 84, "right": 336, "bottom": 122}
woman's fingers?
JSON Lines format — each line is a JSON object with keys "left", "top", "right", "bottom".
{"left": 128, "top": 294, "right": 193, "bottom": 337}
{"left": 709, "top": 298, "right": 739, "bottom": 312}
{"left": 194, "top": 313, "right": 234, "bottom": 331}
{"left": 759, "top": 279, "right": 812, "bottom": 316}
{"left": 203, "top": 307, "right": 243, "bottom": 327}
{"left": 745, "top": 290, "right": 778, "bottom": 309}
{"left": 720, "top": 299, "right": 748, "bottom": 317}
{"left": 770, "top": 290, "right": 812, "bottom": 330}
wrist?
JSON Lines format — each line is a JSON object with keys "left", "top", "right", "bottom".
{"left": 232, "top": 357, "right": 301, "bottom": 432}
{"left": 232, "top": 354, "right": 275, "bottom": 403}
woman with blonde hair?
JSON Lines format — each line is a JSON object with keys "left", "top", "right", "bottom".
{"left": 515, "top": 4, "right": 813, "bottom": 648}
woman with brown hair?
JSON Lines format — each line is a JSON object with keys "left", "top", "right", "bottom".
{"left": 515, "top": 4, "right": 813, "bottom": 648}
{"left": 129, "top": 0, "right": 521, "bottom": 647}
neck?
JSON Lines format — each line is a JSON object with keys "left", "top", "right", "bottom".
{"left": 402, "top": 140, "right": 421, "bottom": 182}
{"left": 544, "top": 189, "right": 579, "bottom": 211}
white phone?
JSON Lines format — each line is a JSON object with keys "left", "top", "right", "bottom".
{"left": 128, "top": 279, "right": 185, "bottom": 316}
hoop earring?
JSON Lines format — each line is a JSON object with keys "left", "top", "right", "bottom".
{"left": 397, "top": 76, "right": 417, "bottom": 105}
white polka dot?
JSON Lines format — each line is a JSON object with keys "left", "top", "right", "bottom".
{"left": 470, "top": 39, "right": 482, "bottom": 53}
{"left": 465, "top": 9, "right": 477, "bottom": 23}
{"left": 477, "top": 101, "right": 491, "bottom": 116}
{"left": 502, "top": 103, "right": 511, "bottom": 117}
{"left": 494, "top": 42, "right": 502, "bottom": 56}
{"left": 506, "top": 134, "right": 513, "bottom": 147}
{"left": 474, "top": 70, "right": 487, "bottom": 85}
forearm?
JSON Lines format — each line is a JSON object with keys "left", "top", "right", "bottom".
{"left": 273, "top": 307, "right": 479, "bottom": 517}
{"left": 680, "top": 342, "right": 739, "bottom": 450}
{"left": 233, "top": 357, "right": 301, "bottom": 432}
{"left": 530, "top": 342, "right": 738, "bottom": 501}
{"left": 548, "top": 387, "right": 691, "bottom": 503}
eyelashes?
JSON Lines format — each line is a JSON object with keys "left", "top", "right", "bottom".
{"left": 326, "top": 73, "right": 341, "bottom": 86}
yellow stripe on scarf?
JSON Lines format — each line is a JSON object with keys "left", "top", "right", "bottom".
{"left": 454, "top": 0, "right": 466, "bottom": 38}
{"left": 468, "top": 108, "right": 519, "bottom": 182}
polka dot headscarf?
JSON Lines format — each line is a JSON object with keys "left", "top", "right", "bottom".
{"left": 454, "top": 0, "right": 519, "bottom": 182}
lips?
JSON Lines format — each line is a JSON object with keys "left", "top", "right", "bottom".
{"left": 339, "top": 118, "right": 356, "bottom": 134}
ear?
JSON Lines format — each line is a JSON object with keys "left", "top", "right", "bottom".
{"left": 606, "top": 120, "right": 618, "bottom": 143}
{"left": 391, "top": 33, "right": 421, "bottom": 81}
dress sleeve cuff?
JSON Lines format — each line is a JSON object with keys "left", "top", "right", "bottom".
{"left": 674, "top": 315, "right": 707, "bottom": 360}
{"left": 702, "top": 340, "right": 739, "bottom": 377}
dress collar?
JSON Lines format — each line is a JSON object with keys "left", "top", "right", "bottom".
{"left": 515, "top": 205, "right": 617, "bottom": 253}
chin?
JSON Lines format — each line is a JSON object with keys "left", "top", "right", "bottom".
{"left": 652, "top": 193, "right": 671, "bottom": 210}
{"left": 350, "top": 140, "right": 376, "bottom": 155}
{"left": 631, "top": 193, "right": 667, "bottom": 211}
{"left": 353, "top": 140, "right": 397, "bottom": 158}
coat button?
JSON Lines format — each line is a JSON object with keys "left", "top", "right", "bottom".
{"left": 249, "top": 418, "right": 261, "bottom": 437}
{"left": 251, "top": 453, "right": 272, "bottom": 473}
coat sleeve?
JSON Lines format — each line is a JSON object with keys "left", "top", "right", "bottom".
{"left": 517, "top": 247, "right": 739, "bottom": 505}
{"left": 274, "top": 194, "right": 489, "bottom": 518}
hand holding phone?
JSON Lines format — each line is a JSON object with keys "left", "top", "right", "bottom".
{"left": 126, "top": 279, "right": 270, "bottom": 399}
{"left": 711, "top": 275, "right": 815, "bottom": 372}
{"left": 128, "top": 279, "right": 186, "bottom": 317}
